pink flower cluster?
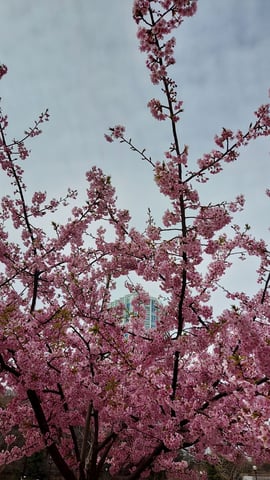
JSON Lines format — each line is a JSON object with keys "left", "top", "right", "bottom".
{"left": 17, "top": 141, "right": 29, "bottom": 160}
{"left": 214, "top": 128, "right": 234, "bottom": 148}
{"left": 148, "top": 98, "right": 167, "bottom": 120}
{"left": 104, "top": 125, "right": 125, "bottom": 142}
{"left": 194, "top": 205, "right": 232, "bottom": 239}
{"left": 133, "top": 0, "right": 197, "bottom": 85}
{"left": 0, "top": 63, "right": 7, "bottom": 79}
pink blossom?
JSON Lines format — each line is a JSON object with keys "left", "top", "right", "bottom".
{"left": 0, "top": 63, "right": 8, "bottom": 79}
{"left": 148, "top": 98, "right": 167, "bottom": 120}
{"left": 105, "top": 124, "right": 126, "bottom": 142}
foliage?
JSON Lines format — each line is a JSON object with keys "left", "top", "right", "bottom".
{"left": 0, "top": 2, "right": 270, "bottom": 480}
{"left": 202, "top": 457, "right": 246, "bottom": 480}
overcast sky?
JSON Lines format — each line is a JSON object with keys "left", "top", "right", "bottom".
{"left": 0, "top": 1, "right": 269, "bottom": 301}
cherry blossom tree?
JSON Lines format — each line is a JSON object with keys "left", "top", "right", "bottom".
{"left": 1, "top": 1, "right": 270, "bottom": 480}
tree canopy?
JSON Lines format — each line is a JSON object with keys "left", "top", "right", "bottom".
{"left": 0, "top": 2, "right": 270, "bottom": 479}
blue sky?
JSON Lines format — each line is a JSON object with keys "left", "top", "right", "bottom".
{"left": 0, "top": 1, "right": 269, "bottom": 301}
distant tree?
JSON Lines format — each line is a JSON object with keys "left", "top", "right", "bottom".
{"left": 0, "top": 1, "right": 270, "bottom": 480}
{"left": 203, "top": 456, "right": 247, "bottom": 480}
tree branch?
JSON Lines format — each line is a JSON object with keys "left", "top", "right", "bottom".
{"left": 27, "top": 389, "right": 77, "bottom": 480}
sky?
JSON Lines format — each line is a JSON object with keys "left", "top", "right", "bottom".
{"left": 0, "top": 0, "right": 269, "bottom": 302}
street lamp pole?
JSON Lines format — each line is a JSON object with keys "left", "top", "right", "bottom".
{"left": 253, "top": 465, "right": 258, "bottom": 480}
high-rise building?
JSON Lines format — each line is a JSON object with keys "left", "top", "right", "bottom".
{"left": 110, "top": 293, "right": 159, "bottom": 329}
